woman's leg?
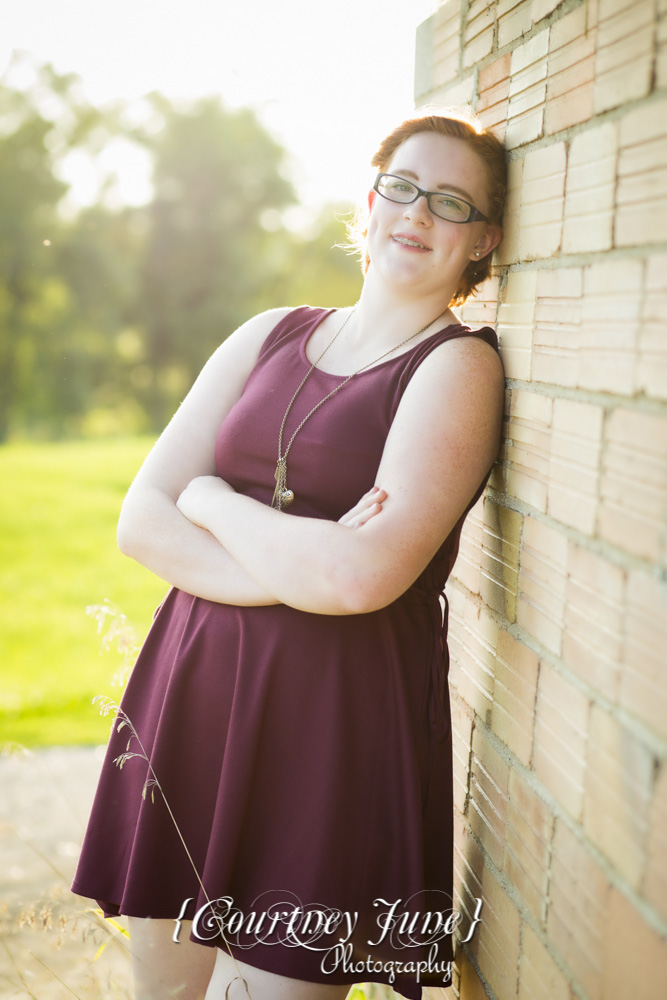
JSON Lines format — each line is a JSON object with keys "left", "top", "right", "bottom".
{"left": 204, "top": 948, "right": 351, "bottom": 1000}
{"left": 129, "top": 917, "right": 216, "bottom": 1000}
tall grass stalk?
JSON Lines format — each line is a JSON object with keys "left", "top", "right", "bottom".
{"left": 95, "top": 695, "right": 253, "bottom": 1000}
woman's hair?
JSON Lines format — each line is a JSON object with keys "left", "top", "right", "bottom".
{"left": 350, "top": 108, "right": 507, "bottom": 307}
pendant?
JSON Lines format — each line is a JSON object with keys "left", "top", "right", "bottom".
{"left": 271, "top": 459, "right": 294, "bottom": 510}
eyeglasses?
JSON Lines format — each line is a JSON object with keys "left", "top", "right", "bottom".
{"left": 373, "top": 173, "right": 489, "bottom": 224}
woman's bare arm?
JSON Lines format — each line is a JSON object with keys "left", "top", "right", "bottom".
{"left": 117, "top": 308, "right": 290, "bottom": 605}
{"left": 176, "top": 336, "right": 504, "bottom": 615}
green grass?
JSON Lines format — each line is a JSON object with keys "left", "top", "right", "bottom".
{"left": 0, "top": 438, "right": 168, "bottom": 747}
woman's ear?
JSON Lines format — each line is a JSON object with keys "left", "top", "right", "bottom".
{"left": 471, "top": 223, "right": 502, "bottom": 260}
{"left": 368, "top": 189, "right": 376, "bottom": 212}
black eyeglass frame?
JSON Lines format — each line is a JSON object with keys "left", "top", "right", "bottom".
{"left": 373, "top": 173, "right": 490, "bottom": 224}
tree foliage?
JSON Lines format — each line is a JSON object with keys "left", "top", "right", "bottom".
{"left": 0, "top": 57, "right": 363, "bottom": 441}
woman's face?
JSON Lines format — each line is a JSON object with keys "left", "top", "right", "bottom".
{"left": 366, "top": 131, "right": 501, "bottom": 298}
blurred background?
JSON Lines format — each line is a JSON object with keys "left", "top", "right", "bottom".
{"left": 0, "top": 4, "right": 437, "bottom": 994}
{"left": 0, "top": 0, "right": 437, "bottom": 747}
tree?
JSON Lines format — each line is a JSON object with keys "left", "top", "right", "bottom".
{"left": 0, "top": 59, "right": 362, "bottom": 439}
{"left": 0, "top": 55, "right": 121, "bottom": 440}
{"left": 131, "top": 95, "right": 297, "bottom": 429}
{"left": 0, "top": 83, "right": 66, "bottom": 439}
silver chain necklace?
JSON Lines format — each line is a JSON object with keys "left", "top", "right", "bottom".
{"left": 271, "top": 308, "right": 444, "bottom": 510}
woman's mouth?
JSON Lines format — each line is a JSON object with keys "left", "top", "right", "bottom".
{"left": 392, "top": 235, "right": 431, "bottom": 251}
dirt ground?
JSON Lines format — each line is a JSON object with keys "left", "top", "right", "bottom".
{"left": 0, "top": 745, "right": 132, "bottom": 999}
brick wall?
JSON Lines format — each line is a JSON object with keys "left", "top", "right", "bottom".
{"left": 414, "top": 2, "right": 667, "bottom": 998}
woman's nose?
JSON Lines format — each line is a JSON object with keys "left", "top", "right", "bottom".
{"left": 403, "top": 194, "right": 433, "bottom": 226}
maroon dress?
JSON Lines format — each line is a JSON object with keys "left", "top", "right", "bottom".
{"left": 71, "top": 306, "right": 499, "bottom": 999}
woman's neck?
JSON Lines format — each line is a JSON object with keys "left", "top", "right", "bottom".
{"left": 351, "top": 269, "right": 457, "bottom": 353}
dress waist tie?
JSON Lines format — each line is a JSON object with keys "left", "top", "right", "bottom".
{"left": 403, "top": 586, "right": 452, "bottom": 744}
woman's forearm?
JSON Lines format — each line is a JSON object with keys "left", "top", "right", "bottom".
{"left": 176, "top": 479, "right": 392, "bottom": 615}
{"left": 117, "top": 485, "right": 280, "bottom": 606}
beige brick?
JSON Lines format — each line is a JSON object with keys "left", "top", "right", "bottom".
{"left": 453, "top": 807, "right": 485, "bottom": 933}
{"left": 507, "top": 389, "right": 552, "bottom": 512}
{"left": 519, "top": 142, "right": 566, "bottom": 260}
{"left": 476, "top": 53, "right": 511, "bottom": 134}
{"left": 545, "top": 4, "right": 596, "bottom": 133}
{"left": 533, "top": 266, "right": 583, "bottom": 387}
{"left": 453, "top": 495, "right": 484, "bottom": 596}
{"left": 584, "top": 705, "right": 653, "bottom": 888}
{"left": 497, "top": 268, "right": 537, "bottom": 379}
{"left": 505, "top": 105, "right": 545, "bottom": 148}
{"left": 644, "top": 760, "right": 667, "bottom": 922}
{"left": 519, "top": 923, "right": 570, "bottom": 1000}
{"left": 481, "top": 502, "right": 522, "bottom": 621}
{"left": 639, "top": 253, "right": 667, "bottom": 401}
{"left": 658, "top": 0, "right": 667, "bottom": 89}
{"left": 433, "top": 0, "right": 462, "bottom": 89}
{"left": 429, "top": 74, "right": 476, "bottom": 109}
{"left": 511, "top": 24, "right": 550, "bottom": 73}
{"left": 616, "top": 99, "right": 667, "bottom": 248}
{"left": 531, "top": 0, "right": 562, "bottom": 22}
{"left": 517, "top": 516, "right": 567, "bottom": 656}
{"left": 448, "top": 590, "right": 498, "bottom": 721}
{"left": 505, "top": 767, "right": 553, "bottom": 924}
{"left": 580, "top": 259, "right": 641, "bottom": 394}
{"left": 563, "top": 122, "right": 617, "bottom": 254}
{"left": 490, "top": 629, "right": 539, "bottom": 765}
{"left": 456, "top": 948, "right": 490, "bottom": 1000}
{"left": 620, "top": 570, "right": 667, "bottom": 740}
{"left": 495, "top": 157, "right": 523, "bottom": 266}
{"left": 498, "top": 0, "right": 532, "bottom": 46}
{"left": 460, "top": 274, "right": 500, "bottom": 328}
{"left": 507, "top": 30, "right": 549, "bottom": 147}
{"left": 464, "top": 1, "right": 496, "bottom": 69}
{"left": 487, "top": 445, "right": 506, "bottom": 494}
{"left": 545, "top": 66, "right": 595, "bottom": 135}
{"left": 452, "top": 694, "right": 474, "bottom": 816}
{"left": 564, "top": 543, "right": 624, "bottom": 698}
{"left": 548, "top": 819, "right": 611, "bottom": 1000}
{"left": 473, "top": 865, "right": 521, "bottom": 1000}
{"left": 548, "top": 397, "right": 603, "bottom": 534}
{"left": 549, "top": 0, "right": 592, "bottom": 50}
{"left": 601, "top": 886, "right": 667, "bottom": 1000}
{"left": 600, "top": 408, "right": 667, "bottom": 562}
{"left": 469, "top": 725, "right": 510, "bottom": 869}
{"left": 594, "top": 0, "right": 655, "bottom": 113}
{"left": 533, "top": 662, "right": 588, "bottom": 819}
{"left": 478, "top": 50, "right": 512, "bottom": 92}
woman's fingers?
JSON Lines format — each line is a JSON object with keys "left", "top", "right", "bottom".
{"left": 338, "top": 486, "right": 387, "bottom": 528}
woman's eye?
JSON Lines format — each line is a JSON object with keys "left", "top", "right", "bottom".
{"left": 388, "top": 180, "right": 413, "bottom": 192}
{"left": 435, "top": 196, "right": 467, "bottom": 215}
{"left": 438, "top": 197, "right": 462, "bottom": 209}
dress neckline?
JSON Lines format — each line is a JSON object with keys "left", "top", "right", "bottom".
{"left": 299, "top": 307, "right": 464, "bottom": 380}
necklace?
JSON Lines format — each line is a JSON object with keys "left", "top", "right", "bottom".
{"left": 270, "top": 307, "right": 444, "bottom": 510}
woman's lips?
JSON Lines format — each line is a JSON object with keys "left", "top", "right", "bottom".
{"left": 392, "top": 233, "right": 431, "bottom": 251}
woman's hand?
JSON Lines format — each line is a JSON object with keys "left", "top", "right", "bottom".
{"left": 177, "top": 477, "right": 387, "bottom": 531}
{"left": 338, "top": 486, "right": 387, "bottom": 528}
{"left": 176, "top": 476, "right": 234, "bottom": 529}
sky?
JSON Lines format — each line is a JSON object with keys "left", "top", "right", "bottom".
{"left": 1, "top": 0, "right": 439, "bottom": 221}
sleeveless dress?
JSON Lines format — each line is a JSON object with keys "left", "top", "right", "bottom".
{"left": 71, "top": 306, "right": 499, "bottom": 999}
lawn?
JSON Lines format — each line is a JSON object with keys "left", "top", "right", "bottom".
{"left": 0, "top": 438, "right": 168, "bottom": 747}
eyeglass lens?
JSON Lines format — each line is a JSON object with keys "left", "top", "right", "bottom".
{"left": 376, "top": 175, "right": 476, "bottom": 223}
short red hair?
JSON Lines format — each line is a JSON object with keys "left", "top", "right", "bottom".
{"left": 350, "top": 109, "right": 507, "bottom": 306}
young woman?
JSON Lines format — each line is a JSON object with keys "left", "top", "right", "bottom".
{"left": 72, "top": 111, "right": 506, "bottom": 1000}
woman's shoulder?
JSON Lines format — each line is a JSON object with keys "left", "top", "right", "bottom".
{"left": 445, "top": 319, "right": 499, "bottom": 351}
{"left": 254, "top": 304, "right": 334, "bottom": 359}
{"left": 403, "top": 319, "right": 501, "bottom": 376}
